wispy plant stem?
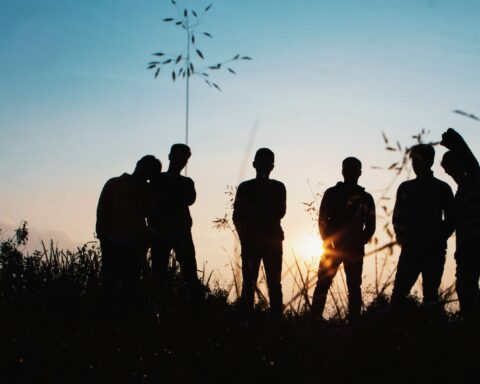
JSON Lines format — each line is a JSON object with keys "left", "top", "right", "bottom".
{"left": 185, "top": 17, "right": 190, "bottom": 146}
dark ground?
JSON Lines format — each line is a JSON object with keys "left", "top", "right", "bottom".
{"left": 1, "top": 236, "right": 478, "bottom": 384}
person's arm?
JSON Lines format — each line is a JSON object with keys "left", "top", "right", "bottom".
{"left": 392, "top": 184, "right": 407, "bottom": 244}
{"left": 442, "top": 128, "right": 480, "bottom": 180}
{"left": 96, "top": 179, "right": 113, "bottom": 240}
{"left": 318, "top": 189, "right": 331, "bottom": 242}
{"left": 145, "top": 183, "right": 157, "bottom": 234}
{"left": 442, "top": 184, "right": 455, "bottom": 240}
{"left": 277, "top": 182, "right": 287, "bottom": 220}
{"left": 363, "top": 193, "right": 376, "bottom": 244}
{"left": 184, "top": 177, "right": 197, "bottom": 206}
{"left": 232, "top": 183, "right": 247, "bottom": 239}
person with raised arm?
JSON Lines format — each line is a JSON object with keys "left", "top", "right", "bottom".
{"left": 440, "top": 128, "right": 480, "bottom": 324}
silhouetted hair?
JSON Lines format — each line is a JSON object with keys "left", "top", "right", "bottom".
{"left": 441, "top": 150, "right": 462, "bottom": 169}
{"left": 170, "top": 143, "right": 191, "bottom": 158}
{"left": 342, "top": 157, "right": 362, "bottom": 170}
{"left": 254, "top": 148, "right": 274, "bottom": 164}
{"left": 410, "top": 144, "right": 435, "bottom": 166}
{"left": 135, "top": 155, "right": 161, "bottom": 173}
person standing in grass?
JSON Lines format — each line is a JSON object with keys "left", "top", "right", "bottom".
{"left": 96, "top": 155, "right": 161, "bottom": 309}
{"left": 391, "top": 144, "right": 454, "bottom": 307}
{"left": 149, "top": 144, "right": 203, "bottom": 307}
{"left": 233, "top": 148, "right": 286, "bottom": 318}
{"left": 440, "top": 128, "right": 480, "bottom": 324}
{"left": 312, "top": 157, "right": 376, "bottom": 322}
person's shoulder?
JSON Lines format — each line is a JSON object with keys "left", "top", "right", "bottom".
{"left": 325, "top": 183, "right": 342, "bottom": 194}
{"left": 398, "top": 179, "right": 414, "bottom": 189}
{"left": 237, "top": 179, "right": 261, "bottom": 195}
{"left": 238, "top": 179, "right": 256, "bottom": 188}
{"left": 363, "top": 190, "right": 375, "bottom": 202}
{"left": 394, "top": 180, "right": 413, "bottom": 196}
{"left": 234, "top": 180, "right": 254, "bottom": 198}
{"left": 357, "top": 185, "right": 374, "bottom": 200}
{"left": 166, "top": 173, "right": 194, "bottom": 183}
{"left": 432, "top": 176, "right": 453, "bottom": 191}
{"left": 104, "top": 174, "right": 126, "bottom": 187}
{"left": 168, "top": 174, "right": 194, "bottom": 186}
{"left": 270, "top": 179, "right": 286, "bottom": 189}
{"left": 181, "top": 175, "right": 194, "bottom": 184}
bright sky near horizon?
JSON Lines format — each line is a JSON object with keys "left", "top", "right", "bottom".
{"left": 1, "top": 0, "right": 479, "bottom": 295}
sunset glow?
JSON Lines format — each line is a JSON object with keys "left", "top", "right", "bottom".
{"left": 293, "top": 233, "right": 324, "bottom": 264}
{"left": 0, "top": 0, "right": 478, "bottom": 293}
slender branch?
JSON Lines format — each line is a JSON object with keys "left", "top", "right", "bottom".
{"left": 185, "top": 15, "right": 190, "bottom": 146}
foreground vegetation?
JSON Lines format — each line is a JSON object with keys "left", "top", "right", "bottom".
{"left": 0, "top": 224, "right": 477, "bottom": 384}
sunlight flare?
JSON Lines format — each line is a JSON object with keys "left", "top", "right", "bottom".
{"left": 293, "top": 233, "right": 324, "bottom": 264}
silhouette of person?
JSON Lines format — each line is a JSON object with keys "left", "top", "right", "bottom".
{"left": 96, "top": 155, "right": 161, "bottom": 309}
{"left": 149, "top": 144, "right": 202, "bottom": 305}
{"left": 440, "top": 128, "right": 480, "bottom": 324}
{"left": 233, "top": 148, "right": 286, "bottom": 317}
{"left": 391, "top": 144, "right": 454, "bottom": 307}
{"left": 312, "top": 157, "right": 376, "bottom": 322}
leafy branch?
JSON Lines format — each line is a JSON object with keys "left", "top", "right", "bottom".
{"left": 147, "top": 1, "right": 252, "bottom": 92}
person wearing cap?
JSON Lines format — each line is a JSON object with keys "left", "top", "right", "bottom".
{"left": 440, "top": 128, "right": 480, "bottom": 324}
{"left": 233, "top": 148, "right": 286, "bottom": 317}
{"left": 311, "top": 157, "right": 376, "bottom": 322}
{"left": 149, "top": 144, "right": 202, "bottom": 306}
{"left": 391, "top": 144, "right": 454, "bottom": 307}
{"left": 96, "top": 155, "right": 161, "bottom": 309}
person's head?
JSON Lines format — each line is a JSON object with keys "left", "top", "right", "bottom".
{"left": 253, "top": 148, "right": 275, "bottom": 176}
{"left": 410, "top": 144, "right": 435, "bottom": 177}
{"left": 441, "top": 150, "right": 465, "bottom": 183}
{"left": 134, "top": 155, "right": 162, "bottom": 181}
{"left": 342, "top": 157, "right": 362, "bottom": 184}
{"left": 168, "top": 143, "right": 191, "bottom": 171}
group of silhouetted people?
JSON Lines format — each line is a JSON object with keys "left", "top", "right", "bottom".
{"left": 96, "top": 144, "right": 201, "bottom": 313}
{"left": 96, "top": 128, "right": 479, "bottom": 324}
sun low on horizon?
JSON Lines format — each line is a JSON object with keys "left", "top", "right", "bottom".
{"left": 293, "top": 232, "right": 324, "bottom": 265}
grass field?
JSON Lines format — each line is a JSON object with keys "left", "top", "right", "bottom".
{"left": 1, "top": 225, "right": 477, "bottom": 383}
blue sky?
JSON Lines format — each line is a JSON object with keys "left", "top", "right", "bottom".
{"left": 1, "top": 0, "right": 479, "bottom": 290}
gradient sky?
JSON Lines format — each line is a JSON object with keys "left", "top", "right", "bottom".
{"left": 1, "top": 0, "right": 479, "bottom": 296}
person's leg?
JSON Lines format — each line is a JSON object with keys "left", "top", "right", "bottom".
{"left": 108, "top": 244, "right": 132, "bottom": 319}
{"left": 262, "top": 238, "right": 283, "bottom": 317}
{"left": 174, "top": 227, "right": 203, "bottom": 304}
{"left": 120, "top": 243, "right": 147, "bottom": 318}
{"left": 422, "top": 248, "right": 446, "bottom": 305}
{"left": 343, "top": 251, "right": 364, "bottom": 322}
{"left": 124, "top": 243, "right": 146, "bottom": 292}
{"left": 100, "top": 239, "right": 121, "bottom": 306}
{"left": 391, "top": 247, "right": 421, "bottom": 305}
{"left": 312, "top": 248, "right": 342, "bottom": 318}
{"left": 151, "top": 233, "right": 174, "bottom": 294}
{"left": 241, "top": 240, "right": 262, "bottom": 313}
{"left": 456, "top": 250, "right": 480, "bottom": 324}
